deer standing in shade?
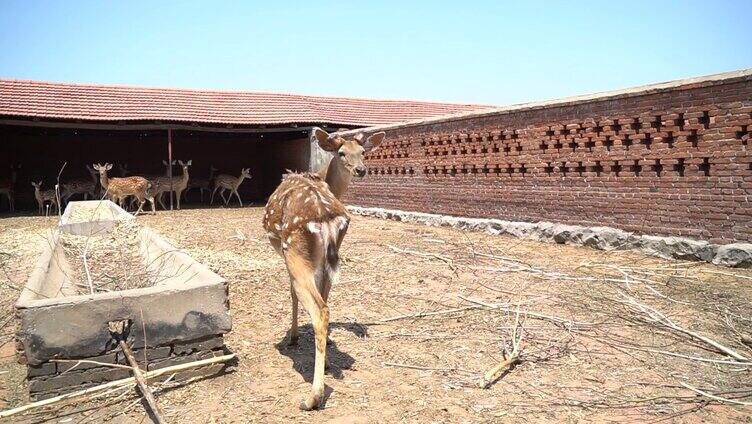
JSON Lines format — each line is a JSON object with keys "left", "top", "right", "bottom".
{"left": 31, "top": 181, "right": 59, "bottom": 215}
{"left": 210, "top": 168, "right": 251, "bottom": 206}
{"left": 262, "top": 128, "right": 384, "bottom": 410}
{"left": 151, "top": 159, "right": 192, "bottom": 209}
{"left": 0, "top": 164, "right": 21, "bottom": 212}
{"left": 61, "top": 165, "right": 100, "bottom": 204}
{"left": 93, "top": 163, "right": 155, "bottom": 215}
{"left": 185, "top": 165, "right": 217, "bottom": 202}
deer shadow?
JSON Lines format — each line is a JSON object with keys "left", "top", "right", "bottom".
{"left": 274, "top": 321, "right": 367, "bottom": 383}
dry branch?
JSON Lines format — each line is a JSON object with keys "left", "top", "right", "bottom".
{"left": 458, "top": 295, "right": 592, "bottom": 329}
{"left": 481, "top": 306, "right": 524, "bottom": 388}
{"left": 379, "top": 305, "right": 483, "bottom": 323}
{"left": 387, "top": 244, "right": 456, "bottom": 271}
{"left": 110, "top": 320, "right": 166, "bottom": 424}
{"left": 681, "top": 383, "right": 752, "bottom": 406}
{"left": 618, "top": 292, "right": 749, "bottom": 361}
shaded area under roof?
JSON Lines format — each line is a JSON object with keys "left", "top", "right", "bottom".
{"left": 0, "top": 79, "right": 494, "bottom": 127}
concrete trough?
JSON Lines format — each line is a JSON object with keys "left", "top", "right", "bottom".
{"left": 15, "top": 201, "right": 232, "bottom": 399}
{"left": 58, "top": 199, "right": 134, "bottom": 236}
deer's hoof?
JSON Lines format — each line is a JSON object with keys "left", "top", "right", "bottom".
{"left": 299, "top": 397, "right": 320, "bottom": 411}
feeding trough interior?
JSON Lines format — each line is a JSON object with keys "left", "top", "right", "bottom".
{"left": 15, "top": 201, "right": 233, "bottom": 400}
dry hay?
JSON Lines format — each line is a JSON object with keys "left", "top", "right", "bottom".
{"left": 65, "top": 202, "right": 127, "bottom": 224}
{"left": 59, "top": 219, "right": 155, "bottom": 293}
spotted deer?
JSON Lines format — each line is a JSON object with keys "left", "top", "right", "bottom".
{"left": 210, "top": 168, "right": 251, "bottom": 206}
{"left": 92, "top": 163, "right": 155, "bottom": 215}
{"left": 149, "top": 160, "right": 191, "bottom": 210}
{"left": 0, "top": 164, "right": 21, "bottom": 212}
{"left": 31, "top": 181, "right": 59, "bottom": 215}
{"left": 262, "top": 128, "right": 384, "bottom": 410}
{"left": 61, "top": 165, "right": 100, "bottom": 204}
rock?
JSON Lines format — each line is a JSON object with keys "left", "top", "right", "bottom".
{"left": 712, "top": 243, "right": 752, "bottom": 268}
{"left": 638, "top": 236, "right": 717, "bottom": 262}
{"left": 346, "top": 205, "right": 746, "bottom": 268}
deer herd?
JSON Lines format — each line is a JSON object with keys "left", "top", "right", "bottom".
{"left": 1, "top": 128, "right": 385, "bottom": 411}
{"left": 0, "top": 161, "right": 253, "bottom": 215}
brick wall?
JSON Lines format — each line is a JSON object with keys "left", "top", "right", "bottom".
{"left": 26, "top": 335, "right": 231, "bottom": 400}
{"left": 344, "top": 72, "right": 752, "bottom": 243}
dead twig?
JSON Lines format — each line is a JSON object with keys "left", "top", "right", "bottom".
{"left": 379, "top": 305, "right": 483, "bottom": 323}
{"left": 387, "top": 244, "right": 456, "bottom": 271}
{"left": 618, "top": 291, "right": 749, "bottom": 361}
{"left": 481, "top": 305, "right": 524, "bottom": 388}
{"left": 681, "top": 383, "right": 752, "bottom": 406}
{"left": 108, "top": 320, "right": 166, "bottom": 424}
{"left": 458, "top": 295, "right": 592, "bottom": 330}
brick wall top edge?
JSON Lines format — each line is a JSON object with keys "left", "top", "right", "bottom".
{"left": 332, "top": 69, "right": 752, "bottom": 137}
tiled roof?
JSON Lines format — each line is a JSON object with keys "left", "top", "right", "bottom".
{"left": 0, "top": 79, "right": 493, "bottom": 127}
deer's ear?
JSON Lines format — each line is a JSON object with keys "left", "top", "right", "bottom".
{"left": 363, "top": 132, "right": 385, "bottom": 153}
{"left": 314, "top": 128, "right": 343, "bottom": 152}
{"left": 105, "top": 164, "right": 113, "bottom": 171}
{"left": 187, "top": 160, "right": 192, "bottom": 166}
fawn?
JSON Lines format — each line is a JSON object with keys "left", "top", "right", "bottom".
{"left": 263, "top": 128, "right": 384, "bottom": 410}
{"left": 31, "top": 181, "right": 59, "bottom": 215}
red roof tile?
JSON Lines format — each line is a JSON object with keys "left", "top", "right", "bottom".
{"left": 0, "top": 79, "right": 493, "bottom": 127}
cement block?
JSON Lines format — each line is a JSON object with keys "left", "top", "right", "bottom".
{"left": 27, "top": 362, "right": 56, "bottom": 378}
{"left": 172, "top": 335, "right": 225, "bottom": 355}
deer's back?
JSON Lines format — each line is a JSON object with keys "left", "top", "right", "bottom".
{"left": 109, "top": 176, "right": 150, "bottom": 195}
{"left": 263, "top": 173, "right": 348, "bottom": 246}
{"left": 63, "top": 179, "right": 96, "bottom": 192}
{"left": 214, "top": 174, "right": 237, "bottom": 188}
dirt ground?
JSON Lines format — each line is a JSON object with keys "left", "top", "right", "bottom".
{"left": 1, "top": 206, "right": 751, "bottom": 423}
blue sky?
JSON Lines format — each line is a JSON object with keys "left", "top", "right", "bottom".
{"left": 1, "top": 1, "right": 750, "bottom": 105}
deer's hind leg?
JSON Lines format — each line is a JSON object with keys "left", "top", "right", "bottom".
{"left": 284, "top": 247, "right": 329, "bottom": 411}
{"left": 232, "top": 189, "right": 243, "bottom": 207}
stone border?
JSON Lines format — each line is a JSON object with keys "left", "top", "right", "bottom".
{"left": 347, "top": 206, "right": 752, "bottom": 268}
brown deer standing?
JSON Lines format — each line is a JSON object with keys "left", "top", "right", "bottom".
{"left": 0, "top": 164, "right": 21, "bottom": 212}
{"left": 31, "top": 181, "right": 59, "bottom": 215}
{"left": 210, "top": 168, "right": 251, "bottom": 206}
{"left": 92, "top": 163, "right": 155, "bottom": 215}
{"left": 151, "top": 159, "right": 192, "bottom": 210}
{"left": 263, "top": 128, "right": 384, "bottom": 410}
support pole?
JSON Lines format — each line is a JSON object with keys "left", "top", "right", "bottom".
{"left": 168, "top": 129, "right": 173, "bottom": 210}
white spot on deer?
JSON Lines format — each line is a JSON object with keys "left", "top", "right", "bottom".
{"left": 293, "top": 216, "right": 301, "bottom": 224}
{"left": 296, "top": 192, "right": 303, "bottom": 199}
{"left": 275, "top": 223, "right": 282, "bottom": 231}
{"left": 307, "top": 222, "right": 321, "bottom": 233}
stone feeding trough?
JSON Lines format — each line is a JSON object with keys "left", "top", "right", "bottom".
{"left": 15, "top": 200, "right": 233, "bottom": 400}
